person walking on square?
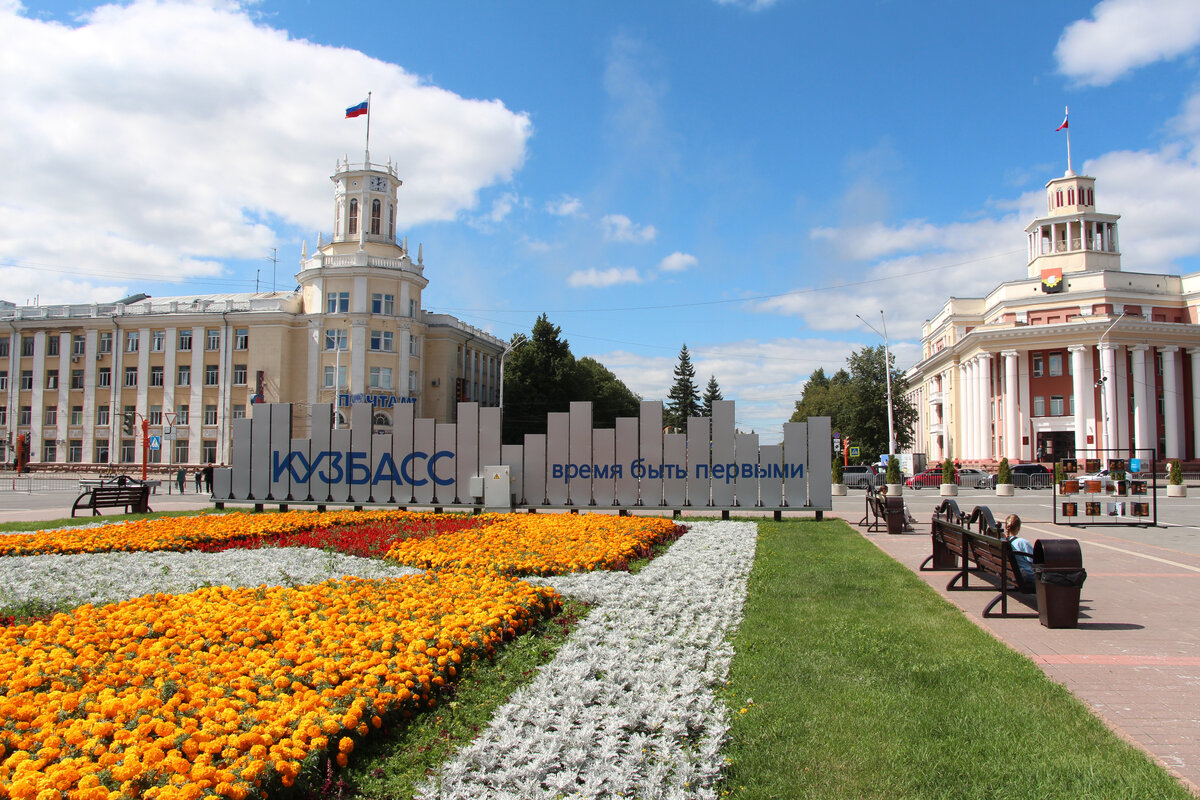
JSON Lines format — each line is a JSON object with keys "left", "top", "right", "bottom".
{"left": 194, "top": 469, "right": 203, "bottom": 492}
{"left": 203, "top": 464, "right": 213, "bottom": 493}
{"left": 176, "top": 467, "right": 186, "bottom": 494}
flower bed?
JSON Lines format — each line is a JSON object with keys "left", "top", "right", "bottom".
{"left": 386, "top": 514, "right": 684, "bottom": 575}
{"left": 0, "top": 571, "right": 558, "bottom": 800}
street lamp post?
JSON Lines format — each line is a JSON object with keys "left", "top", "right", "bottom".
{"left": 1095, "top": 310, "right": 1128, "bottom": 454}
{"left": 499, "top": 334, "right": 527, "bottom": 411}
{"left": 857, "top": 310, "right": 897, "bottom": 459}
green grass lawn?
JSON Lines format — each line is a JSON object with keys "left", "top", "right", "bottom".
{"left": 719, "top": 518, "right": 1194, "bottom": 800}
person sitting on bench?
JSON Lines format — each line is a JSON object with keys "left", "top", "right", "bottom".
{"left": 1003, "top": 513, "right": 1035, "bottom": 584}
{"left": 878, "top": 485, "right": 917, "bottom": 525}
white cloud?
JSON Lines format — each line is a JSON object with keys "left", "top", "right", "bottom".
{"left": 487, "top": 192, "right": 523, "bottom": 223}
{"left": 658, "top": 252, "right": 697, "bottom": 272}
{"left": 567, "top": 267, "right": 642, "bottom": 288}
{"left": 712, "top": 0, "right": 781, "bottom": 11}
{"left": 602, "top": 214, "right": 657, "bottom": 243}
{"left": 0, "top": 0, "right": 531, "bottom": 304}
{"left": 546, "top": 195, "right": 583, "bottom": 216}
{"left": 1056, "top": 0, "right": 1200, "bottom": 85}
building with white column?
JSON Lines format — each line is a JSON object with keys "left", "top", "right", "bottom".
{"left": 906, "top": 167, "right": 1200, "bottom": 466}
{"left": 0, "top": 153, "right": 506, "bottom": 469}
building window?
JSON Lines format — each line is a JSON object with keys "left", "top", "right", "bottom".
{"left": 232, "top": 364, "right": 247, "bottom": 385}
{"left": 369, "top": 366, "right": 393, "bottom": 389}
{"left": 176, "top": 405, "right": 189, "bottom": 425}
{"left": 0, "top": 372, "right": 6, "bottom": 392}
{"left": 174, "top": 440, "right": 189, "bottom": 463}
{"left": 69, "top": 440, "right": 82, "bottom": 463}
{"left": 97, "top": 405, "right": 110, "bottom": 426}
{"left": 409, "top": 334, "right": 417, "bottom": 355}
{"left": 204, "top": 405, "right": 218, "bottom": 425}
{"left": 1050, "top": 395, "right": 1064, "bottom": 415}
{"left": 178, "top": 365, "right": 191, "bottom": 386}
{"left": 1155, "top": 351, "right": 1163, "bottom": 376}
{"left": 206, "top": 329, "right": 220, "bottom": 350}
{"left": 326, "top": 292, "right": 350, "bottom": 314}
{"left": 202, "top": 440, "right": 217, "bottom": 463}
{"left": 21, "top": 336, "right": 34, "bottom": 357}
{"left": 1033, "top": 396, "right": 1045, "bottom": 416}
{"left": 409, "top": 370, "right": 417, "bottom": 392}
{"left": 98, "top": 332, "right": 112, "bottom": 354}
{"left": 44, "top": 406, "right": 57, "bottom": 426}
{"left": 235, "top": 328, "right": 249, "bottom": 350}
{"left": 71, "top": 369, "right": 84, "bottom": 389}
{"left": 72, "top": 335, "right": 85, "bottom": 356}
{"left": 409, "top": 298, "right": 416, "bottom": 318}
{"left": 179, "top": 330, "right": 193, "bottom": 351}
{"left": 204, "top": 364, "right": 219, "bottom": 386}
{"left": 19, "top": 406, "right": 32, "bottom": 425}
{"left": 70, "top": 406, "right": 83, "bottom": 425}
{"left": 43, "top": 440, "right": 56, "bottom": 462}
{"left": 0, "top": 337, "right": 7, "bottom": 357}
{"left": 348, "top": 198, "right": 358, "bottom": 235}
{"left": 98, "top": 367, "right": 111, "bottom": 388}
{"left": 1069, "top": 395, "right": 1075, "bottom": 415}
{"left": 148, "top": 405, "right": 161, "bottom": 425}
{"left": 124, "top": 367, "right": 137, "bottom": 387}
{"left": 1032, "top": 354, "right": 1043, "bottom": 378}
{"left": 120, "top": 439, "right": 136, "bottom": 463}
{"left": 324, "top": 328, "right": 348, "bottom": 351}
{"left": 20, "top": 370, "right": 33, "bottom": 391}
{"left": 126, "top": 331, "right": 139, "bottom": 353}
{"left": 323, "top": 365, "right": 347, "bottom": 390}
{"left": 371, "top": 293, "right": 395, "bottom": 315}
{"left": 149, "top": 366, "right": 164, "bottom": 387}
{"left": 46, "top": 370, "right": 58, "bottom": 390}
{"left": 95, "top": 442, "right": 109, "bottom": 464}
{"left": 1048, "top": 353, "right": 1062, "bottom": 377}
{"left": 370, "top": 330, "right": 393, "bottom": 352}
{"left": 232, "top": 404, "right": 246, "bottom": 420}
{"left": 151, "top": 330, "right": 165, "bottom": 352}
{"left": 48, "top": 336, "right": 60, "bottom": 357}
{"left": 0, "top": 406, "right": 6, "bottom": 426}
{"left": 370, "top": 198, "right": 382, "bottom": 234}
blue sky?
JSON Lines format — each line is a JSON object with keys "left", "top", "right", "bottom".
{"left": 5, "top": 0, "right": 1200, "bottom": 441}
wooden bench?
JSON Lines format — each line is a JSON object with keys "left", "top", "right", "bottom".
{"left": 919, "top": 499, "right": 1036, "bottom": 618}
{"left": 859, "top": 487, "right": 914, "bottom": 533}
{"left": 71, "top": 485, "right": 152, "bottom": 517}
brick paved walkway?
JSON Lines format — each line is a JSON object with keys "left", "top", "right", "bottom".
{"left": 852, "top": 510, "right": 1200, "bottom": 796}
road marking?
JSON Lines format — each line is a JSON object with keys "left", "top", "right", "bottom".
{"left": 1025, "top": 524, "right": 1200, "bottom": 574}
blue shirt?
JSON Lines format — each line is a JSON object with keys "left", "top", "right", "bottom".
{"left": 1008, "top": 536, "right": 1035, "bottom": 583}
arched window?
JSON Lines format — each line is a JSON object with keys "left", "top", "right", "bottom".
{"left": 371, "top": 199, "right": 382, "bottom": 235}
{"left": 373, "top": 411, "right": 391, "bottom": 427}
{"left": 1055, "top": 190, "right": 1063, "bottom": 207}
{"left": 348, "top": 199, "right": 358, "bottom": 235}
{"left": 1067, "top": 189, "right": 1075, "bottom": 205}
{"left": 388, "top": 204, "right": 395, "bottom": 239}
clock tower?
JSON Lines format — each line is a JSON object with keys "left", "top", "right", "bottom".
{"left": 330, "top": 156, "right": 402, "bottom": 249}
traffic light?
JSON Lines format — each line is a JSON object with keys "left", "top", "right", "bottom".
{"left": 122, "top": 411, "right": 136, "bottom": 436}
{"left": 455, "top": 378, "right": 466, "bottom": 402}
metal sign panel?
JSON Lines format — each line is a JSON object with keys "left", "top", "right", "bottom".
{"left": 220, "top": 400, "right": 830, "bottom": 512}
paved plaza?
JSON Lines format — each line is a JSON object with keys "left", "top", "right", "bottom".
{"left": 830, "top": 486, "right": 1200, "bottom": 795}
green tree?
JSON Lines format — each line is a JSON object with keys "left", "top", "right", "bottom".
{"left": 789, "top": 346, "right": 915, "bottom": 463}
{"left": 501, "top": 314, "right": 640, "bottom": 443}
{"left": 701, "top": 374, "right": 723, "bottom": 416}
{"left": 664, "top": 344, "right": 701, "bottom": 430}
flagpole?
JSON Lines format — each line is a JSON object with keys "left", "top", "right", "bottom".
{"left": 362, "top": 90, "right": 372, "bottom": 165}
{"left": 1064, "top": 105, "right": 1072, "bottom": 175}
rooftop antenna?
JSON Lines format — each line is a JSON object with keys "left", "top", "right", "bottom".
{"left": 265, "top": 247, "right": 278, "bottom": 293}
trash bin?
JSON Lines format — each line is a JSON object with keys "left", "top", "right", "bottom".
{"left": 885, "top": 495, "right": 906, "bottom": 535}
{"left": 1032, "top": 539, "right": 1087, "bottom": 628}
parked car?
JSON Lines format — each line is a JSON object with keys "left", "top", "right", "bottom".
{"left": 1078, "top": 470, "right": 1117, "bottom": 491}
{"left": 989, "top": 463, "right": 1052, "bottom": 488}
{"left": 842, "top": 464, "right": 879, "bottom": 489}
{"left": 905, "top": 467, "right": 944, "bottom": 489}
{"left": 955, "top": 467, "right": 992, "bottom": 488}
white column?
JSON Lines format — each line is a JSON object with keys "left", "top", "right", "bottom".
{"left": 1003, "top": 351, "right": 1019, "bottom": 461}
{"left": 1190, "top": 348, "right": 1200, "bottom": 459}
{"left": 978, "top": 353, "right": 993, "bottom": 461}
{"left": 969, "top": 357, "right": 980, "bottom": 459}
{"left": 1070, "top": 345, "right": 1088, "bottom": 459}
{"left": 961, "top": 361, "right": 974, "bottom": 460}
{"left": 1099, "top": 343, "right": 1118, "bottom": 451}
{"left": 1162, "top": 346, "right": 1181, "bottom": 459}
{"left": 1131, "top": 345, "right": 1151, "bottom": 458}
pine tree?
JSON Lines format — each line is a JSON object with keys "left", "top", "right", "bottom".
{"left": 665, "top": 344, "right": 701, "bottom": 430}
{"left": 701, "top": 374, "right": 723, "bottom": 416}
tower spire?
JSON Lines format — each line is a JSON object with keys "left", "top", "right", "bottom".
{"left": 1057, "top": 106, "right": 1073, "bottom": 176}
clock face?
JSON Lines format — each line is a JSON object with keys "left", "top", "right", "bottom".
{"left": 369, "top": 176, "right": 387, "bottom": 192}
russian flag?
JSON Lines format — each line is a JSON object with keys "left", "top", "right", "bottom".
{"left": 1056, "top": 106, "right": 1068, "bottom": 131}
{"left": 345, "top": 100, "right": 369, "bottom": 119}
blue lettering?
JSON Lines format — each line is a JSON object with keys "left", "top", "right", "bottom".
{"left": 373, "top": 453, "right": 402, "bottom": 485}
{"left": 347, "top": 451, "right": 371, "bottom": 484}
{"left": 318, "top": 452, "right": 344, "bottom": 484}
{"left": 630, "top": 459, "right": 646, "bottom": 479}
{"left": 401, "top": 452, "right": 427, "bottom": 486}
{"left": 787, "top": 464, "right": 805, "bottom": 479}
{"left": 429, "top": 450, "right": 455, "bottom": 486}
{"left": 593, "top": 464, "right": 610, "bottom": 480}
{"left": 552, "top": 464, "right": 564, "bottom": 479}
{"left": 696, "top": 465, "right": 710, "bottom": 479}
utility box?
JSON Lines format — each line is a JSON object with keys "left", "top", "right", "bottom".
{"left": 483, "top": 465, "right": 512, "bottom": 510}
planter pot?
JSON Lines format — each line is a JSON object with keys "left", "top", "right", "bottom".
{"left": 1168, "top": 483, "right": 1188, "bottom": 498}
{"left": 831, "top": 483, "right": 847, "bottom": 496}
{"left": 995, "top": 483, "right": 1015, "bottom": 497}
{"left": 886, "top": 483, "right": 904, "bottom": 496}
{"left": 939, "top": 483, "right": 958, "bottom": 496}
